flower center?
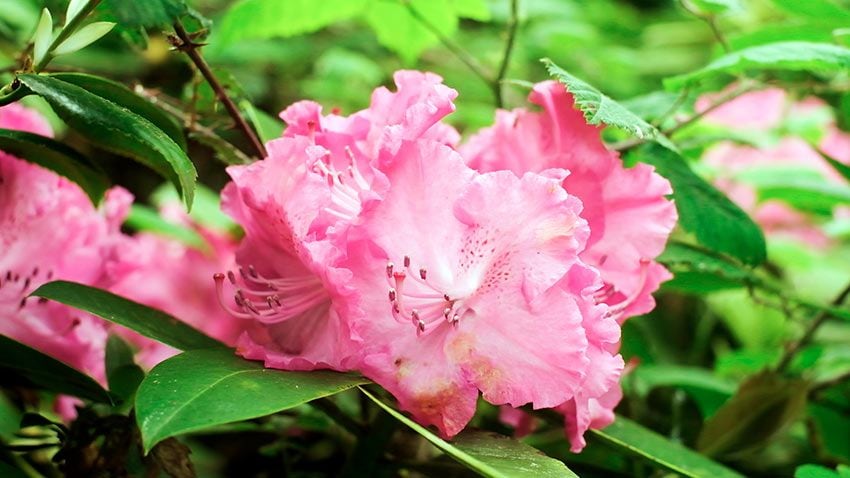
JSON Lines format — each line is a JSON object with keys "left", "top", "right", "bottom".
{"left": 312, "top": 147, "right": 371, "bottom": 221}
{"left": 214, "top": 265, "right": 328, "bottom": 324}
{"left": 385, "top": 255, "right": 470, "bottom": 337}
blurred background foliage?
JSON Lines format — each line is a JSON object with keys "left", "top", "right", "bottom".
{"left": 3, "top": 0, "right": 850, "bottom": 477}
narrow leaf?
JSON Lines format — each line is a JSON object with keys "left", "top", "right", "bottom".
{"left": 105, "top": 335, "right": 144, "bottom": 403}
{"left": 65, "top": 0, "right": 88, "bottom": 24}
{"left": 32, "top": 8, "right": 53, "bottom": 67}
{"left": 17, "top": 74, "right": 197, "bottom": 209}
{"left": 0, "top": 335, "right": 112, "bottom": 404}
{"left": 0, "top": 128, "right": 108, "bottom": 204}
{"left": 135, "top": 348, "right": 367, "bottom": 452}
{"left": 31, "top": 281, "right": 222, "bottom": 351}
{"left": 53, "top": 21, "right": 114, "bottom": 56}
{"left": 362, "top": 388, "right": 577, "bottom": 478}
{"left": 543, "top": 58, "right": 676, "bottom": 150}
{"left": 51, "top": 72, "right": 187, "bottom": 151}
{"left": 632, "top": 144, "right": 767, "bottom": 265}
{"left": 590, "top": 416, "right": 745, "bottom": 478}
{"left": 666, "top": 41, "right": 850, "bottom": 90}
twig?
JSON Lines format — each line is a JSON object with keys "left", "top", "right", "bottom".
{"left": 171, "top": 21, "right": 267, "bottom": 159}
{"left": 404, "top": 2, "right": 492, "bottom": 89}
{"left": 136, "top": 86, "right": 252, "bottom": 165}
{"left": 681, "top": 0, "right": 730, "bottom": 53}
{"left": 776, "top": 281, "right": 850, "bottom": 373}
{"left": 610, "top": 82, "right": 757, "bottom": 151}
{"left": 493, "top": 0, "right": 519, "bottom": 108}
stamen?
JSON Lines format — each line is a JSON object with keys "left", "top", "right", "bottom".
{"left": 606, "top": 259, "right": 651, "bottom": 320}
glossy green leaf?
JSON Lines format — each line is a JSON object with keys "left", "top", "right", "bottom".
{"left": 213, "top": 0, "right": 368, "bottom": 49}
{"left": 590, "top": 416, "right": 744, "bottom": 478}
{"left": 135, "top": 348, "right": 367, "bottom": 452}
{"left": 105, "top": 335, "right": 145, "bottom": 403}
{"left": 543, "top": 59, "right": 676, "bottom": 150}
{"left": 53, "top": 21, "right": 115, "bottom": 56}
{"left": 31, "top": 281, "right": 222, "bottom": 351}
{"left": 362, "top": 388, "right": 578, "bottom": 478}
{"left": 633, "top": 144, "right": 767, "bottom": 265}
{"left": 0, "top": 128, "right": 108, "bottom": 203}
{"left": 697, "top": 372, "right": 810, "bottom": 459}
{"left": 0, "top": 335, "right": 112, "bottom": 404}
{"left": 666, "top": 41, "right": 850, "bottom": 89}
{"left": 98, "top": 0, "right": 186, "bottom": 28}
{"left": 17, "top": 74, "right": 196, "bottom": 209}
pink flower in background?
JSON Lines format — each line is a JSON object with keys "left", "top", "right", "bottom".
{"left": 107, "top": 212, "right": 244, "bottom": 369}
{"left": 463, "top": 81, "right": 677, "bottom": 322}
{"left": 340, "top": 140, "right": 599, "bottom": 438}
{"left": 0, "top": 103, "right": 129, "bottom": 385}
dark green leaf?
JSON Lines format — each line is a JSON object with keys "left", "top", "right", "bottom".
{"left": 362, "top": 388, "right": 578, "bottom": 478}
{"left": 821, "top": 149, "right": 850, "bottom": 183}
{"left": 0, "top": 128, "right": 108, "bottom": 204}
{"left": 0, "top": 461, "right": 29, "bottom": 478}
{"left": 17, "top": 74, "right": 197, "bottom": 209}
{"left": 135, "top": 348, "right": 367, "bottom": 452}
{"left": 666, "top": 41, "right": 850, "bottom": 90}
{"left": 697, "top": 372, "right": 810, "bottom": 459}
{"left": 31, "top": 281, "right": 222, "bottom": 351}
{"left": 659, "top": 241, "right": 761, "bottom": 286}
{"left": 543, "top": 59, "right": 677, "bottom": 150}
{"left": 590, "top": 416, "right": 745, "bottom": 478}
{"left": 105, "top": 335, "right": 145, "bottom": 402}
{"left": 50, "top": 73, "right": 187, "bottom": 151}
{"left": 98, "top": 0, "right": 186, "bottom": 28}
{"left": 0, "top": 335, "right": 112, "bottom": 404}
{"left": 795, "top": 464, "right": 844, "bottom": 478}
{"left": 106, "top": 335, "right": 136, "bottom": 379}
{"left": 633, "top": 144, "right": 767, "bottom": 265}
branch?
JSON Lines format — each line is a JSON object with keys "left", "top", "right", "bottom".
{"left": 493, "top": 0, "right": 519, "bottom": 108}
{"left": 171, "top": 21, "right": 267, "bottom": 160}
{"left": 776, "top": 281, "right": 850, "bottom": 373}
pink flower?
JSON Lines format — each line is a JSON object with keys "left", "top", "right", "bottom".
{"left": 461, "top": 81, "right": 674, "bottom": 449}
{"left": 339, "top": 139, "right": 601, "bottom": 438}
{"left": 0, "top": 104, "right": 129, "bottom": 385}
{"left": 219, "top": 71, "right": 461, "bottom": 372}
{"left": 462, "top": 81, "right": 677, "bottom": 321}
{"left": 106, "top": 211, "right": 244, "bottom": 369}
{"left": 696, "top": 87, "right": 787, "bottom": 130}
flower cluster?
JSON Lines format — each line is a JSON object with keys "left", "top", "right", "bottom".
{"left": 217, "top": 72, "right": 677, "bottom": 450}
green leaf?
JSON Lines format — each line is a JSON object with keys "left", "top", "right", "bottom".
{"left": 0, "top": 335, "right": 112, "bottom": 404}
{"left": 18, "top": 74, "right": 197, "bottom": 209}
{"left": 362, "top": 388, "right": 578, "bottom": 478}
{"left": 32, "top": 8, "right": 53, "bottom": 68}
{"left": 665, "top": 41, "right": 850, "bottom": 90}
{"left": 590, "top": 416, "right": 745, "bottom": 478}
{"left": 0, "top": 461, "right": 29, "bottom": 478}
{"left": 98, "top": 0, "right": 186, "bottom": 28}
{"left": 31, "top": 281, "right": 222, "bottom": 351}
{"left": 687, "top": 0, "right": 743, "bottom": 14}
{"left": 659, "top": 241, "right": 761, "bottom": 286}
{"left": 150, "top": 183, "right": 236, "bottom": 233}
{"left": 125, "top": 204, "right": 207, "bottom": 250}
{"left": 105, "top": 335, "right": 145, "bottom": 403}
{"left": 821, "top": 149, "right": 850, "bottom": 183}
{"left": 65, "top": 0, "right": 89, "bottom": 25}
{"left": 772, "top": 0, "right": 850, "bottom": 22}
{"left": 213, "top": 0, "right": 368, "bottom": 49}
{"left": 364, "top": 0, "right": 485, "bottom": 64}
{"left": 796, "top": 464, "right": 843, "bottom": 478}
{"left": 0, "top": 128, "right": 108, "bottom": 204}
{"left": 697, "top": 372, "right": 810, "bottom": 459}
{"left": 633, "top": 144, "right": 767, "bottom": 265}
{"left": 53, "top": 21, "right": 115, "bottom": 56}
{"left": 542, "top": 59, "right": 676, "bottom": 150}
{"left": 135, "top": 348, "right": 367, "bottom": 452}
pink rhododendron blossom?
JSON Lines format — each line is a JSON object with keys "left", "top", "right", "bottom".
{"left": 462, "top": 81, "right": 677, "bottom": 321}
{"left": 697, "top": 87, "right": 787, "bottom": 130}
{"left": 461, "top": 81, "right": 674, "bottom": 449}
{"left": 218, "top": 71, "right": 462, "bottom": 372}
{"left": 107, "top": 214, "right": 243, "bottom": 368}
{"left": 340, "top": 139, "right": 601, "bottom": 438}
{"left": 0, "top": 103, "right": 128, "bottom": 385}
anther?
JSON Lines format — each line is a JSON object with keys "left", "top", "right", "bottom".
{"left": 419, "top": 268, "right": 427, "bottom": 280}
{"left": 388, "top": 288, "right": 397, "bottom": 302}
{"left": 227, "top": 271, "right": 237, "bottom": 284}
{"left": 418, "top": 320, "right": 426, "bottom": 332}
{"left": 386, "top": 262, "right": 394, "bottom": 278}
{"left": 248, "top": 265, "right": 259, "bottom": 278}
{"left": 403, "top": 256, "right": 411, "bottom": 268}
